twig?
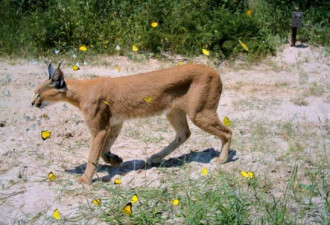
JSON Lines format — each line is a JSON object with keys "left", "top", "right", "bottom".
{"left": 0, "top": 190, "right": 25, "bottom": 200}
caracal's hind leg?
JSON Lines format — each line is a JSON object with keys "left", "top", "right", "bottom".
{"left": 188, "top": 110, "right": 232, "bottom": 164}
{"left": 101, "top": 122, "right": 123, "bottom": 167}
{"left": 147, "top": 109, "right": 191, "bottom": 164}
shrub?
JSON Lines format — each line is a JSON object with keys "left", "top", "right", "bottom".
{"left": 0, "top": 0, "right": 329, "bottom": 58}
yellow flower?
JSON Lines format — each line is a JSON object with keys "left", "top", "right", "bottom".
{"left": 114, "top": 178, "right": 122, "bottom": 184}
{"left": 72, "top": 65, "right": 80, "bottom": 71}
{"left": 41, "top": 130, "right": 51, "bottom": 140}
{"left": 223, "top": 116, "right": 232, "bottom": 126}
{"left": 123, "top": 202, "right": 132, "bottom": 215}
{"left": 202, "top": 49, "right": 210, "bottom": 56}
{"left": 53, "top": 209, "right": 60, "bottom": 220}
{"left": 132, "top": 45, "right": 138, "bottom": 52}
{"left": 177, "top": 60, "right": 183, "bottom": 66}
{"left": 171, "top": 199, "right": 179, "bottom": 206}
{"left": 238, "top": 40, "right": 249, "bottom": 52}
{"left": 92, "top": 199, "right": 101, "bottom": 206}
{"left": 115, "top": 65, "right": 120, "bottom": 72}
{"left": 246, "top": 9, "right": 252, "bottom": 16}
{"left": 144, "top": 96, "right": 153, "bottom": 103}
{"left": 130, "top": 194, "right": 139, "bottom": 204}
{"left": 240, "top": 170, "right": 254, "bottom": 179}
{"left": 151, "top": 22, "right": 158, "bottom": 28}
{"left": 79, "top": 45, "right": 87, "bottom": 51}
{"left": 201, "top": 167, "right": 208, "bottom": 176}
{"left": 48, "top": 171, "right": 56, "bottom": 181}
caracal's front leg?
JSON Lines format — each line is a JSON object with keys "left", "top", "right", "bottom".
{"left": 78, "top": 129, "right": 109, "bottom": 184}
{"left": 101, "top": 122, "right": 124, "bottom": 166}
{"left": 78, "top": 105, "right": 111, "bottom": 184}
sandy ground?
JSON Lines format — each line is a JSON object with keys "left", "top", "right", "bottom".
{"left": 0, "top": 45, "right": 329, "bottom": 224}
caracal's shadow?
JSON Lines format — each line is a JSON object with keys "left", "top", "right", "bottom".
{"left": 65, "top": 148, "right": 237, "bottom": 183}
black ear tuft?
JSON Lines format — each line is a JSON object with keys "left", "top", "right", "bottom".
{"left": 48, "top": 63, "right": 55, "bottom": 79}
{"left": 58, "top": 61, "right": 63, "bottom": 68}
{"left": 51, "top": 63, "right": 66, "bottom": 90}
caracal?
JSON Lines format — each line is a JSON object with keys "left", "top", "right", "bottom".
{"left": 31, "top": 63, "right": 232, "bottom": 184}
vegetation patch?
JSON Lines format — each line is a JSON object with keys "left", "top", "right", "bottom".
{"left": 0, "top": 0, "right": 329, "bottom": 59}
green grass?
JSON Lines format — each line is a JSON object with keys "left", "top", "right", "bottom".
{"left": 308, "top": 82, "right": 325, "bottom": 96}
{"left": 1, "top": 0, "right": 329, "bottom": 59}
{"left": 291, "top": 97, "right": 309, "bottom": 106}
{"left": 52, "top": 171, "right": 252, "bottom": 224}
{"left": 38, "top": 163, "right": 328, "bottom": 224}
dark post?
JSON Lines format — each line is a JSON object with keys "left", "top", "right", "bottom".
{"left": 291, "top": 27, "right": 297, "bottom": 47}
{"left": 290, "top": 11, "right": 303, "bottom": 47}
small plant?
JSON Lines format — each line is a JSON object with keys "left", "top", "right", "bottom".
{"left": 292, "top": 97, "right": 309, "bottom": 106}
{"left": 308, "top": 82, "right": 325, "bottom": 96}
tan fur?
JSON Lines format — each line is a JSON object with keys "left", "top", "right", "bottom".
{"left": 32, "top": 63, "right": 232, "bottom": 184}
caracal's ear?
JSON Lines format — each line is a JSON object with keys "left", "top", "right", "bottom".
{"left": 48, "top": 62, "right": 55, "bottom": 79}
{"left": 50, "top": 62, "right": 66, "bottom": 90}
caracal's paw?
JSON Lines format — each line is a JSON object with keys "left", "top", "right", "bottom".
{"left": 77, "top": 174, "right": 92, "bottom": 185}
{"left": 212, "top": 156, "right": 227, "bottom": 164}
{"left": 103, "top": 152, "right": 123, "bottom": 167}
{"left": 147, "top": 154, "right": 163, "bottom": 165}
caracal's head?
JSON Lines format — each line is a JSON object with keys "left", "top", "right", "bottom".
{"left": 31, "top": 62, "right": 67, "bottom": 109}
